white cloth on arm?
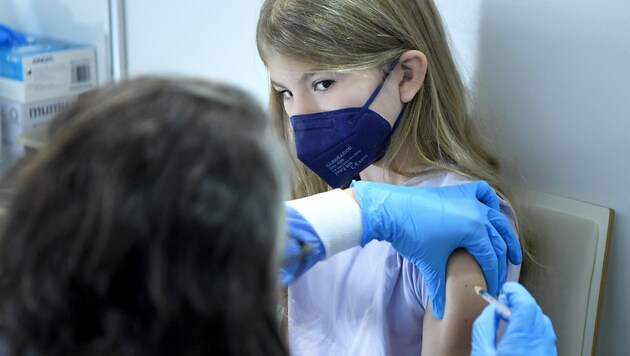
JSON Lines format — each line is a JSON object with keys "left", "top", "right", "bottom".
{"left": 286, "top": 188, "right": 362, "bottom": 259}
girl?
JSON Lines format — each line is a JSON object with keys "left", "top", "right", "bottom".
{"left": 256, "top": 0, "right": 521, "bottom": 354}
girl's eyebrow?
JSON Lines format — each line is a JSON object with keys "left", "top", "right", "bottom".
{"left": 270, "top": 80, "right": 286, "bottom": 88}
{"left": 299, "top": 72, "right": 318, "bottom": 82}
{"left": 271, "top": 73, "right": 319, "bottom": 88}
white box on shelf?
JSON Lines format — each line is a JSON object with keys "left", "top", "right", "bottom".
{"left": 0, "top": 34, "right": 96, "bottom": 103}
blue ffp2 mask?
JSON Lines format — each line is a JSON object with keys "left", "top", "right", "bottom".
{"left": 290, "top": 63, "right": 405, "bottom": 188}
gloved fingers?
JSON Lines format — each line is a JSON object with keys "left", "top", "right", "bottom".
{"left": 526, "top": 298, "right": 556, "bottom": 339}
{"left": 472, "top": 180, "right": 501, "bottom": 211}
{"left": 476, "top": 303, "right": 501, "bottom": 328}
{"left": 281, "top": 218, "right": 324, "bottom": 286}
{"left": 423, "top": 263, "right": 447, "bottom": 320}
{"left": 498, "top": 283, "right": 558, "bottom": 355}
{"left": 471, "top": 304, "right": 500, "bottom": 356}
{"left": 488, "top": 209, "right": 522, "bottom": 265}
{"left": 279, "top": 268, "right": 295, "bottom": 286}
{"left": 283, "top": 234, "right": 307, "bottom": 263}
{"left": 349, "top": 181, "right": 373, "bottom": 221}
{"left": 486, "top": 222, "right": 507, "bottom": 293}
{"left": 279, "top": 250, "right": 319, "bottom": 287}
{"left": 502, "top": 281, "right": 536, "bottom": 304}
{"left": 501, "top": 282, "right": 540, "bottom": 327}
{"left": 279, "top": 236, "right": 303, "bottom": 286}
{"left": 465, "top": 232, "right": 500, "bottom": 296}
{"left": 350, "top": 180, "right": 391, "bottom": 245}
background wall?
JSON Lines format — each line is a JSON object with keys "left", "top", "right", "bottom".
{"left": 434, "top": 1, "right": 630, "bottom": 355}
{"left": 124, "top": 0, "right": 268, "bottom": 105}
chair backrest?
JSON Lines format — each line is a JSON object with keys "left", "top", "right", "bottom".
{"left": 519, "top": 190, "right": 614, "bottom": 356}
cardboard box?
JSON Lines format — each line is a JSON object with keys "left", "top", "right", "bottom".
{"left": 0, "top": 95, "right": 77, "bottom": 146}
{"left": 0, "top": 34, "right": 96, "bottom": 103}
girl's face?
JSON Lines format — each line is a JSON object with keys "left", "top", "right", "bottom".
{"left": 266, "top": 52, "right": 404, "bottom": 127}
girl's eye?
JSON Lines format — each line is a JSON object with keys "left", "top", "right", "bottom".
{"left": 277, "top": 89, "right": 293, "bottom": 99}
{"left": 314, "top": 80, "right": 334, "bottom": 91}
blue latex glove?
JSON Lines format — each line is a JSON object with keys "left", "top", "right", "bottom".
{"left": 472, "top": 282, "right": 557, "bottom": 356}
{"left": 0, "top": 24, "right": 27, "bottom": 46}
{"left": 281, "top": 206, "right": 326, "bottom": 286}
{"left": 352, "top": 180, "right": 522, "bottom": 319}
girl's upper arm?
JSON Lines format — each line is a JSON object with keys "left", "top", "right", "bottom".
{"left": 421, "top": 249, "right": 489, "bottom": 356}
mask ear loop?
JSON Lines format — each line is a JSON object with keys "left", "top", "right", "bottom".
{"left": 382, "top": 59, "right": 407, "bottom": 131}
{"left": 374, "top": 60, "right": 408, "bottom": 159}
{"left": 352, "top": 60, "right": 401, "bottom": 118}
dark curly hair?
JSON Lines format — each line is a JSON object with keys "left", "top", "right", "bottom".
{"left": 0, "top": 77, "right": 289, "bottom": 356}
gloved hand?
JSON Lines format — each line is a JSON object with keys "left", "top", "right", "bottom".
{"left": 0, "top": 24, "right": 27, "bottom": 46}
{"left": 352, "top": 180, "right": 522, "bottom": 319}
{"left": 472, "top": 282, "right": 557, "bottom": 356}
{"left": 280, "top": 206, "right": 326, "bottom": 286}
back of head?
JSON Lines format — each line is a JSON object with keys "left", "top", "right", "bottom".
{"left": 0, "top": 77, "right": 288, "bottom": 356}
{"left": 257, "top": 0, "right": 506, "bottom": 200}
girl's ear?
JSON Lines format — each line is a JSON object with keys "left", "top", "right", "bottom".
{"left": 397, "top": 50, "right": 428, "bottom": 103}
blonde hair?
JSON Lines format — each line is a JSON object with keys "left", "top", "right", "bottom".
{"left": 257, "top": 0, "right": 509, "bottom": 209}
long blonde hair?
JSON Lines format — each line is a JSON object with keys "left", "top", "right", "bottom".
{"left": 257, "top": 0, "right": 508, "bottom": 208}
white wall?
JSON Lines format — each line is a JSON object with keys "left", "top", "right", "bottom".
{"left": 124, "top": 0, "right": 269, "bottom": 106}
{"left": 0, "top": 0, "right": 121, "bottom": 85}
{"left": 435, "top": 1, "right": 630, "bottom": 355}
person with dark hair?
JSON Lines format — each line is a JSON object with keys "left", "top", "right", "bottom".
{"left": 0, "top": 77, "right": 290, "bottom": 356}
{"left": 0, "top": 76, "right": 522, "bottom": 356}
